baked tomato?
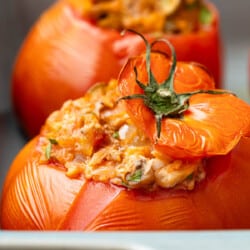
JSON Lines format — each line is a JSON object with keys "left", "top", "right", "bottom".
{"left": 12, "top": 0, "right": 222, "bottom": 138}
{"left": 1, "top": 34, "right": 250, "bottom": 230}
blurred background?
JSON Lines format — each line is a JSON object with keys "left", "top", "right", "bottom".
{"left": 0, "top": 0, "right": 250, "bottom": 112}
{"left": 1, "top": 0, "right": 250, "bottom": 114}
{"left": 0, "top": 0, "right": 250, "bottom": 189}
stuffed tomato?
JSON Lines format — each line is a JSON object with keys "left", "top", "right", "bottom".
{"left": 12, "top": 0, "right": 222, "bottom": 138}
{"left": 1, "top": 34, "right": 250, "bottom": 230}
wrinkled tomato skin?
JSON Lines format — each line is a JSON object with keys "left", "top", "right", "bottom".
{"left": 0, "top": 137, "right": 84, "bottom": 230}
{"left": 1, "top": 137, "right": 250, "bottom": 230}
{"left": 12, "top": 0, "right": 222, "bottom": 138}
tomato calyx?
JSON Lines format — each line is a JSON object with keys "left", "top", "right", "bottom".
{"left": 120, "top": 31, "right": 231, "bottom": 138}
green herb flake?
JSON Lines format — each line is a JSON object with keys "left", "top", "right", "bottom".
{"left": 49, "top": 138, "right": 58, "bottom": 145}
{"left": 45, "top": 144, "right": 52, "bottom": 160}
{"left": 112, "top": 131, "right": 120, "bottom": 139}
{"left": 45, "top": 138, "right": 58, "bottom": 160}
{"left": 186, "top": 1, "right": 198, "bottom": 10}
{"left": 121, "top": 180, "right": 129, "bottom": 188}
{"left": 127, "top": 169, "right": 142, "bottom": 183}
{"left": 186, "top": 173, "right": 194, "bottom": 181}
{"left": 199, "top": 6, "right": 213, "bottom": 25}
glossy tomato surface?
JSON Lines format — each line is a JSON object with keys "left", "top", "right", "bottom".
{"left": 1, "top": 136, "right": 250, "bottom": 230}
{"left": 118, "top": 50, "right": 250, "bottom": 159}
{"left": 12, "top": 0, "right": 222, "bottom": 138}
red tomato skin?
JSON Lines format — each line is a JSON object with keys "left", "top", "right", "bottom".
{"left": 1, "top": 137, "right": 250, "bottom": 230}
{"left": 0, "top": 138, "right": 84, "bottom": 230}
{"left": 11, "top": 0, "right": 222, "bottom": 138}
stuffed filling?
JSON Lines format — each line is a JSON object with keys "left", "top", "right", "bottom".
{"left": 38, "top": 79, "right": 206, "bottom": 191}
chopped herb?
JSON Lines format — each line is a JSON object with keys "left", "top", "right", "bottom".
{"left": 45, "top": 138, "right": 58, "bottom": 160}
{"left": 185, "top": 1, "right": 199, "bottom": 10}
{"left": 199, "top": 6, "right": 212, "bottom": 25}
{"left": 127, "top": 169, "right": 142, "bottom": 183}
{"left": 112, "top": 131, "right": 120, "bottom": 139}
{"left": 186, "top": 173, "right": 194, "bottom": 181}
{"left": 49, "top": 138, "right": 58, "bottom": 145}
{"left": 121, "top": 180, "right": 129, "bottom": 188}
{"left": 45, "top": 143, "right": 52, "bottom": 160}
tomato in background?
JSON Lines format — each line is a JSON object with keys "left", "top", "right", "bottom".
{"left": 12, "top": 0, "right": 222, "bottom": 138}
